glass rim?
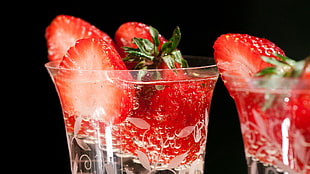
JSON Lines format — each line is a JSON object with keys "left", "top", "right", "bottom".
{"left": 221, "top": 71, "right": 309, "bottom": 81}
{"left": 44, "top": 55, "right": 218, "bottom": 72}
{"left": 221, "top": 71, "right": 310, "bottom": 91}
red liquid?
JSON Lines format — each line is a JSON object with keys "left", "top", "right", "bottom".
{"left": 229, "top": 88, "right": 310, "bottom": 173}
{"left": 62, "top": 78, "right": 217, "bottom": 167}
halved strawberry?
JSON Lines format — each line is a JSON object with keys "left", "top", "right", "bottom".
{"left": 45, "top": 14, "right": 115, "bottom": 61}
{"left": 213, "top": 33, "right": 286, "bottom": 78}
{"left": 54, "top": 37, "right": 133, "bottom": 124}
{"left": 114, "top": 21, "right": 167, "bottom": 58}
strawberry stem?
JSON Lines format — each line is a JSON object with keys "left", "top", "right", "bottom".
{"left": 122, "top": 26, "right": 188, "bottom": 70}
{"left": 255, "top": 54, "right": 310, "bottom": 110}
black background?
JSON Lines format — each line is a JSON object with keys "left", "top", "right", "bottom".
{"left": 9, "top": 0, "right": 310, "bottom": 173}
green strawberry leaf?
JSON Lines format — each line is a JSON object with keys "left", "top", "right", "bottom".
{"left": 160, "top": 26, "right": 181, "bottom": 55}
{"left": 149, "top": 26, "right": 160, "bottom": 55}
{"left": 255, "top": 53, "right": 310, "bottom": 110}
{"left": 122, "top": 25, "right": 188, "bottom": 71}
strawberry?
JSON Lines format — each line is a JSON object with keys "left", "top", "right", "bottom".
{"left": 213, "top": 33, "right": 286, "bottom": 78}
{"left": 54, "top": 37, "right": 134, "bottom": 124}
{"left": 45, "top": 14, "right": 115, "bottom": 61}
{"left": 114, "top": 21, "right": 167, "bottom": 58}
{"left": 119, "top": 25, "right": 189, "bottom": 82}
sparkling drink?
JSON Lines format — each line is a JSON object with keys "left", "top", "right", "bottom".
{"left": 46, "top": 56, "right": 219, "bottom": 174}
{"left": 223, "top": 73, "right": 310, "bottom": 174}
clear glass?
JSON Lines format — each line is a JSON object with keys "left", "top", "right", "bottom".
{"left": 45, "top": 56, "right": 219, "bottom": 174}
{"left": 222, "top": 72, "right": 310, "bottom": 174}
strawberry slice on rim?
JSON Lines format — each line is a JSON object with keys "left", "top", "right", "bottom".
{"left": 45, "top": 14, "right": 115, "bottom": 62}
{"left": 54, "top": 37, "right": 133, "bottom": 124}
{"left": 213, "top": 33, "right": 286, "bottom": 78}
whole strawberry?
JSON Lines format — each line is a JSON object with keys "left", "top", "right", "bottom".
{"left": 114, "top": 21, "right": 167, "bottom": 58}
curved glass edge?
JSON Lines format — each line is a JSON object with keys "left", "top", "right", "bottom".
{"left": 44, "top": 55, "right": 217, "bottom": 71}
{"left": 44, "top": 56, "right": 219, "bottom": 83}
{"left": 221, "top": 72, "right": 310, "bottom": 91}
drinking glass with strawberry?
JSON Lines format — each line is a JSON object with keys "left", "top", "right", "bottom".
{"left": 213, "top": 33, "right": 310, "bottom": 174}
{"left": 45, "top": 15, "right": 219, "bottom": 174}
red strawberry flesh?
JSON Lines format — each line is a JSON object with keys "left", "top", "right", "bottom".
{"left": 45, "top": 14, "right": 115, "bottom": 62}
{"left": 213, "top": 33, "right": 286, "bottom": 78}
{"left": 53, "top": 38, "right": 133, "bottom": 124}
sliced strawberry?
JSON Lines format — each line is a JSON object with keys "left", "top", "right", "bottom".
{"left": 54, "top": 37, "right": 133, "bottom": 124}
{"left": 213, "top": 33, "right": 286, "bottom": 78}
{"left": 45, "top": 14, "right": 115, "bottom": 61}
{"left": 59, "top": 37, "right": 125, "bottom": 70}
{"left": 114, "top": 21, "right": 167, "bottom": 58}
